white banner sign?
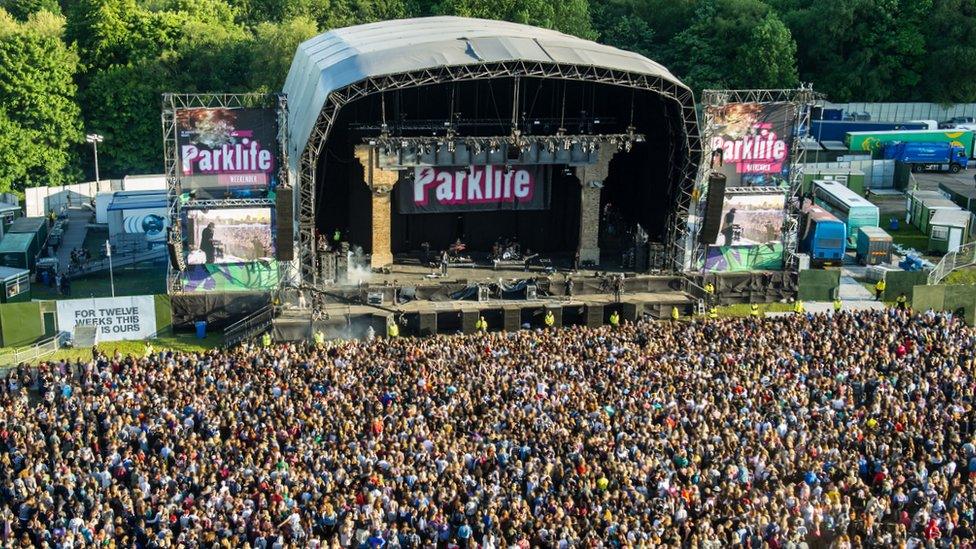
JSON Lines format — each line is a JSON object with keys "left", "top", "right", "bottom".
{"left": 57, "top": 295, "right": 157, "bottom": 341}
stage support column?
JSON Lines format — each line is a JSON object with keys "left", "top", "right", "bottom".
{"left": 574, "top": 148, "right": 615, "bottom": 265}
{"left": 355, "top": 145, "right": 398, "bottom": 268}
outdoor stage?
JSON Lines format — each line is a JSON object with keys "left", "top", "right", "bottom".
{"left": 272, "top": 264, "right": 696, "bottom": 341}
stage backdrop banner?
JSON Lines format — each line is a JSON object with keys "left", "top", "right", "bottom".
{"left": 56, "top": 295, "right": 157, "bottom": 341}
{"left": 706, "top": 102, "right": 799, "bottom": 188}
{"left": 176, "top": 107, "right": 278, "bottom": 198}
{"left": 399, "top": 165, "right": 550, "bottom": 214}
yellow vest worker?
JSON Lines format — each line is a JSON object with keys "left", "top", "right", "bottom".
{"left": 544, "top": 311, "right": 555, "bottom": 328}
{"left": 833, "top": 298, "right": 842, "bottom": 312}
{"left": 313, "top": 329, "right": 325, "bottom": 345}
{"left": 387, "top": 321, "right": 399, "bottom": 338}
{"left": 793, "top": 300, "right": 805, "bottom": 314}
{"left": 704, "top": 282, "right": 715, "bottom": 295}
{"left": 261, "top": 332, "right": 272, "bottom": 347}
{"left": 475, "top": 316, "right": 488, "bottom": 332}
{"left": 332, "top": 229, "right": 341, "bottom": 243}
{"left": 708, "top": 307, "right": 718, "bottom": 319}
{"left": 875, "top": 279, "right": 886, "bottom": 301}
{"left": 750, "top": 304, "right": 760, "bottom": 318}
{"left": 670, "top": 306, "right": 679, "bottom": 321}
{"left": 896, "top": 293, "right": 908, "bottom": 309}
{"left": 609, "top": 311, "right": 620, "bottom": 327}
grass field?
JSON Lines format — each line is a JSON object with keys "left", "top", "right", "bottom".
{"left": 42, "top": 332, "right": 223, "bottom": 364}
{"left": 31, "top": 263, "right": 167, "bottom": 300}
{"left": 885, "top": 220, "right": 929, "bottom": 252}
{"left": 944, "top": 267, "right": 976, "bottom": 285}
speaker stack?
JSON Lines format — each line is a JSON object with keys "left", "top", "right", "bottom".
{"left": 276, "top": 187, "right": 294, "bottom": 261}
{"left": 698, "top": 173, "right": 727, "bottom": 244}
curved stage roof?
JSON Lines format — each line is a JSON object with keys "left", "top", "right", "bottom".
{"left": 282, "top": 16, "right": 693, "bottom": 169}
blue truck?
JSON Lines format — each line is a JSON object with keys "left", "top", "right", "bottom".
{"left": 800, "top": 203, "right": 847, "bottom": 266}
{"left": 882, "top": 141, "right": 969, "bottom": 173}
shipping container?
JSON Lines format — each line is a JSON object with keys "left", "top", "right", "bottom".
{"left": 7, "top": 216, "right": 49, "bottom": 248}
{"left": 801, "top": 169, "right": 867, "bottom": 196}
{"left": 856, "top": 226, "right": 893, "bottom": 266}
{"left": 0, "top": 232, "right": 39, "bottom": 270}
{"left": 906, "top": 190, "right": 959, "bottom": 234}
{"left": 0, "top": 266, "right": 30, "bottom": 303}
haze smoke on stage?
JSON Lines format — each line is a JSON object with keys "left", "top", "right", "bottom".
{"left": 348, "top": 246, "right": 372, "bottom": 284}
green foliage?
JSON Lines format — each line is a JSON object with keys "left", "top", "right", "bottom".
{"left": 1, "top": 0, "right": 975, "bottom": 186}
{"left": 0, "top": 10, "right": 83, "bottom": 191}
{"left": 668, "top": 0, "right": 799, "bottom": 91}
{"left": 0, "top": 0, "right": 60, "bottom": 20}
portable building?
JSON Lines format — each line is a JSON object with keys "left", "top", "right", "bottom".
{"left": 0, "top": 233, "right": 39, "bottom": 270}
{"left": 856, "top": 226, "right": 893, "bottom": 266}
{"left": 0, "top": 266, "right": 30, "bottom": 303}
{"left": 928, "top": 209, "right": 971, "bottom": 253}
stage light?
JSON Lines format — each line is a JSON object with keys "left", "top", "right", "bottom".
{"left": 401, "top": 140, "right": 409, "bottom": 147}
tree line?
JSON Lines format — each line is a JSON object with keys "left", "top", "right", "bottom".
{"left": 1, "top": 0, "right": 974, "bottom": 191}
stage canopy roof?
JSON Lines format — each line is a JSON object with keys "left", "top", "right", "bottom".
{"left": 282, "top": 16, "right": 692, "bottom": 170}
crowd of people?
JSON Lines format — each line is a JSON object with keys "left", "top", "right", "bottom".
{"left": 1, "top": 308, "right": 975, "bottom": 547}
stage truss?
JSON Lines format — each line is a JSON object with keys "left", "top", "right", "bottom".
{"left": 685, "top": 86, "right": 820, "bottom": 272}
{"left": 294, "top": 60, "right": 703, "bottom": 287}
{"left": 161, "top": 92, "right": 289, "bottom": 294}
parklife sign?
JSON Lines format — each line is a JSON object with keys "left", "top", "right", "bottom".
{"left": 398, "top": 165, "right": 550, "bottom": 214}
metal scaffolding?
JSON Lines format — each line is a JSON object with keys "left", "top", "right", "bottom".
{"left": 161, "top": 93, "right": 289, "bottom": 294}
{"left": 295, "top": 60, "right": 702, "bottom": 285}
{"left": 686, "top": 86, "right": 819, "bottom": 272}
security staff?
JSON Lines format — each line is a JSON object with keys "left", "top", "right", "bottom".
{"left": 793, "top": 300, "right": 805, "bottom": 315}
{"left": 261, "top": 331, "right": 272, "bottom": 348}
{"left": 750, "top": 303, "right": 760, "bottom": 318}
{"left": 875, "top": 278, "right": 886, "bottom": 301}
{"left": 671, "top": 306, "right": 680, "bottom": 322}
{"left": 387, "top": 319, "right": 399, "bottom": 339}
{"left": 708, "top": 307, "right": 718, "bottom": 319}
{"left": 704, "top": 282, "right": 715, "bottom": 296}
{"left": 475, "top": 316, "right": 488, "bottom": 332}
{"left": 896, "top": 292, "right": 908, "bottom": 310}
{"left": 544, "top": 310, "right": 555, "bottom": 328}
{"left": 333, "top": 228, "right": 342, "bottom": 243}
{"left": 833, "top": 297, "right": 843, "bottom": 313}
{"left": 313, "top": 329, "right": 325, "bottom": 346}
{"left": 609, "top": 310, "right": 620, "bottom": 328}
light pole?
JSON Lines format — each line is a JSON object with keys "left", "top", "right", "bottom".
{"left": 86, "top": 133, "right": 103, "bottom": 182}
{"left": 105, "top": 240, "right": 115, "bottom": 297}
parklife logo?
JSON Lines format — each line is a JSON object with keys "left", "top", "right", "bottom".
{"left": 710, "top": 125, "right": 788, "bottom": 174}
{"left": 180, "top": 138, "right": 274, "bottom": 175}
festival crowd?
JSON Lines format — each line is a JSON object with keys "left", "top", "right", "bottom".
{"left": 1, "top": 309, "right": 975, "bottom": 548}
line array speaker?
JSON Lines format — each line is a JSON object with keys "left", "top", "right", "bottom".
{"left": 276, "top": 187, "right": 294, "bottom": 261}
{"left": 698, "top": 173, "right": 727, "bottom": 244}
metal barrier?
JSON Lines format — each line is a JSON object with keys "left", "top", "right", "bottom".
{"left": 928, "top": 241, "right": 976, "bottom": 285}
{"left": 0, "top": 334, "right": 64, "bottom": 368}
{"left": 223, "top": 305, "right": 275, "bottom": 347}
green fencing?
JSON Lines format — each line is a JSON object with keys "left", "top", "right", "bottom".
{"left": 0, "top": 301, "right": 44, "bottom": 347}
{"left": 798, "top": 269, "right": 841, "bottom": 301}
{"left": 154, "top": 294, "right": 173, "bottom": 336}
{"left": 882, "top": 270, "right": 929, "bottom": 301}
{"left": 912, "top": 284, "right": 976, "bottom": 325}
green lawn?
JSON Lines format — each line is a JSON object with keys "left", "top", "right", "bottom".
{"left": 944, "top": 267, "right": 976, "bottom": 285}
{"left": 715, "top": 302, "right": 796, "bottom": 317}
{"left": 885, "top": 219, "right": 929, "bottom": 252}
{"left": 41, "top": 332, "right": 223, "bottom": 364}
{"left": 31, "top": 262, "right": 167, "bottom": 300}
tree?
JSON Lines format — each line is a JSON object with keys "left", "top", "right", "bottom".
{"left": 248, "top": 16, "right": 319, "bottom": 92}
{"left": 590, "top": 1, "right": 655, "bottom": 58}
{"left": 736, "top": 12, "right": 798, "bottom": 89}
{"left": 668, "top": 0, "right": 799, "bottom": 91}
{"left": 436, "top": 0, "right": 595, "bottom": 39}
{"left": 917, "top": 0, "right": 976, "bottom": 103}
{"left": 0, "top": 10, "right": 83, "bottom": 190}
{"left": 0, "top": 0, "right": 60, "bottom": 20}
